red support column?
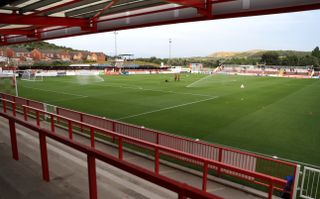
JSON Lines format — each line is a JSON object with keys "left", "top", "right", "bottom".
{"left": 2, "top": 100, "right": 6, "bottom": 113}
{"left": 217, "top": 148, "right": 223, "bottom": 177}
{"left": 80, "top": 113, "right": 84, "bottom": 132}
{"left": 268, "top": 181, "right": 274, "bottom": 199}
{"left": 9, "top": 119, "right": 19, "bottom": 160}
{"left": 39, "top": 133, "right": 50, "bottom": 182}
{"left": 23, "top": 106, "right": 28, "bottom": 121}
{"left": 156, "top": 133, "right": 159, "bottom": 144}
{"left": 87, "top": 155, "right": 97, "bottom": 199}
{"left": 68, "top": 120, "right": 73, "bottom": 140}
{"left": 90, "top": 127, "right": 95, "bottom": 148}
{"left": 112, "top": 122, "right": 116, "bottom": 143}
{"left": 178, "top": 185, "right": 187, "bottom": 199}
{"left": 118, "top": 137, "right": 123, "bottom": 160}
{"left": 12, "top": 103, "right": 16, "bottom": 117}
{"left": 36, "top": 111, "right": 40, "bottom": 127}
{"left": 50, "top": 115, "right": 55, "bottom": 133}
{"left": 178, "top": 194, "right": 187, "bottom": 199}
{"left": 202, "top": 162, "right": 208, "bottom": 191}
{"left": 154, "top": 147, "right": 159, "bottom": 174}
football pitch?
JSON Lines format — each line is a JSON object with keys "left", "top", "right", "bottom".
{"left": 16, "top": 74, "right": 320, "bottom": 166}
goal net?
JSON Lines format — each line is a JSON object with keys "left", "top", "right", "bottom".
{"left": 0, "top": 70, "right": 17, "bottom": 96}
{"left": 75, "top": 70, "right": 104, "bottom": 85}
{"left": 21, "top": 69, "right": 43, "bottom": 81}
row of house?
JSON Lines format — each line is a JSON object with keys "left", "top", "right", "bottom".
{"left": 0, "top": 47, "right": 106, "bottom": 63}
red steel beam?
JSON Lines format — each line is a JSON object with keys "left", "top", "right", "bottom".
{"left": 0, "top": 13, "right": 89, "bottom": 27}
{"left": 91, "top": 0, "right": 120, "bottom": 21}
{"left": 0, "top": 28, "right": 33, "bottom": 35}
{"left": 164, "top": 0, "right": 206, "bottom": 9}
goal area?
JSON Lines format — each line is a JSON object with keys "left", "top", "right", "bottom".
{"left": 20, "top": 69, "right": 44, "bottom": 81}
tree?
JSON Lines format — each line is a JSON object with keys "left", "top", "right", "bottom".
{"left": 281, "top": 55, "right": 299, "bottom": 66}
{"left": 261, "top": 51, "right": 280, "bottom": 65}
{"left": 311, "top": 46, "right": 320, "bottom": 59}
{"left": 299, "top": 55, "right": 319, "bottom": 66}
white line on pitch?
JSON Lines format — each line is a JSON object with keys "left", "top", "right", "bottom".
{"left": 118, "top": 96, "right": 218, "bottom": 120}
{"left": 49, "top": 78, "right": 214, "bottom": 97}
{"left": 141, "top": 88, "right": 212, "bottom": 97}
{"left": 186, "top": 75, "right": 213, "bottom": 88}
{"left": 21, "top": 85, "right": 88, "bottom": 97}
{"left": 92, "top": 83, "right": 213, "bottom": 97}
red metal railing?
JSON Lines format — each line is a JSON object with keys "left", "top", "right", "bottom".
{"left": 0, "top": 99, "right": 223, "bottom": 199}
{"left": 0, "top": 95, "right": 293, "bottom": 199}
{"left": 55, "top": 107, "right": 297, "bottom": 180}
{"left": 1, "top": 92, "right": 297, "bottom": 182}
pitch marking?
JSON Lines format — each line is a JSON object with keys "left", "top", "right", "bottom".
{"left": 186, "top": 75, "right": 213, "bottom": 88}
{"left": 118, "top": 96, "right": 218, "bottom": 120}
{"left": 49, "top": 79, "right": 214, "bottom": 97}
{"left": 21, "top": 85, "right": 88, "bottom": 98}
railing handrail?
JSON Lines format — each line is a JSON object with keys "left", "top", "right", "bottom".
{"left": 21, "top": 103, "right": 287, "bottom": 187}
{"left": 0, "top": 93, "right": 42, "bottom": 107}
{"left": 56, "top": 106, "right": 297, "bottom": 167}
{"left": 0, "top": 92, "right": 297, "bottom": 167}
{"left": 1, "top": 95, "right": 295, "bottom": 199}
{"left": 0, "top": 98, "right": 288, "bottom": 187}
{"left": 0, "top": 109, "right": 223, "bottom": 199}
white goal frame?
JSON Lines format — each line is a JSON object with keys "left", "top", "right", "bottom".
{"left": 20, "top": 69, "right": 44, "bottom": 81}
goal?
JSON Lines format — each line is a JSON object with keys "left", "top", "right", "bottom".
{"left": 20, "top": 69, "right": 43, "bottom": 81}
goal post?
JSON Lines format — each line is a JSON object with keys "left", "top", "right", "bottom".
{"left": 20, "top": 69, "right": 44, "bottom": 81}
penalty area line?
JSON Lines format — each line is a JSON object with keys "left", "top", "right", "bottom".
{"left": 118, "top": 96, "right": 219, "bottom": 120}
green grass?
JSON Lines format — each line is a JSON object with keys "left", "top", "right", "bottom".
{"left": 13, "top": 74, "right": 320, "bottom": 166}
{"left": 0, "top": 77, "right": 16, "bottom": 96}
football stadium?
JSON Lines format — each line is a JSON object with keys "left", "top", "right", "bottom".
{"left": 0, "top": 1, "right": 320, "bottom": 199}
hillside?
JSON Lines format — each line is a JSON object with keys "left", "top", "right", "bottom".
{"left": 8, "top": 41, "right": 82, "bottom": 52}
{"left": 209, "top": 49, "right": 310, "bottom": 59}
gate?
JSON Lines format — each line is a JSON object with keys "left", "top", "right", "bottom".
{"left": 300, "top": 167, "right": 320, "bottom": 199}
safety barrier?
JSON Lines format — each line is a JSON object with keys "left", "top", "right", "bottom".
{"left": 0, "top": 93, "right": 299, "bottom": 198}
{"left": 55, "top": 107, "right": 298, "bottom": 192}
{"left": 1, "top": 98, "right": 290, "bottom": 199}
{"left": 0, "top": 99, "right": 223, "bottom": 199}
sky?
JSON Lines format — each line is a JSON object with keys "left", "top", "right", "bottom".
{"left": 49, "top": 10, "right": 320, "bottom": 58}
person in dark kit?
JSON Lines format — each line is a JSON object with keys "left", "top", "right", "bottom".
{"left": 174, "top": 74, "right": 177, "bottom": 81}
{"left": 281, "top": 176, "right": 294, "bottom": 199}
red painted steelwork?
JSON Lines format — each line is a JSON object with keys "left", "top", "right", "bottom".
{"left": 0, "top": 100, "right": 223, "bottom": 199}
{"left": 0, "top": 97, "right": 290, "bottom": 199}
{"left": 0, "top": 13, "right": 89, "bottom": 27}
{"left": 0, "top": 94, "right": 299, "bottom": 199}
{"left": 91, "top": 0, "right": 120, "bottom": 21}
{"left": 1, "top": 1, "right": 320, "bottom": 46}
{"left": 164, "top": 0, "right": 206, "bottom": 9}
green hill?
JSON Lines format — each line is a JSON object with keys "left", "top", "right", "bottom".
{"left": 209, "top": 50, "right": 310, "bottom": 59}
{"left": 8, "top": 41, "right": 81, "bottom": 52}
